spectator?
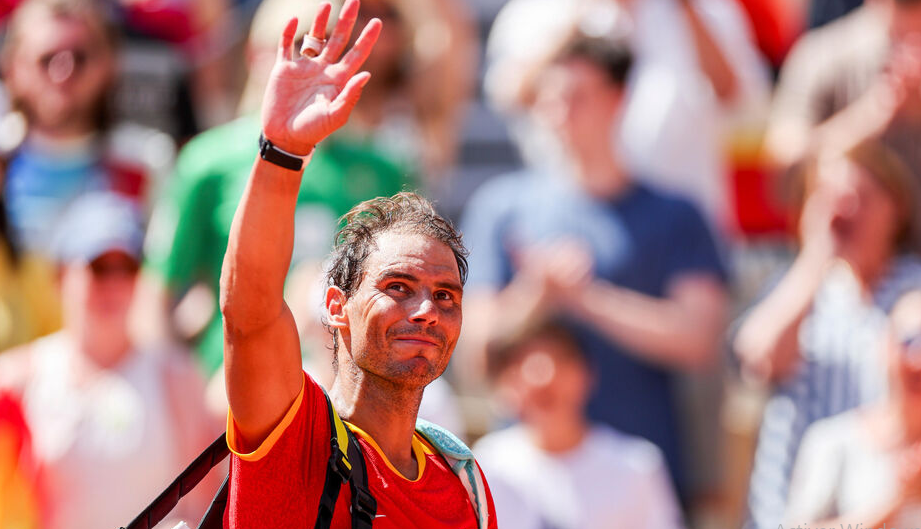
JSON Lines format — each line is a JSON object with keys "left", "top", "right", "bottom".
{"left": 0, "top": 193, "right": 218, "bottom": 529}
{"left": 0, "top": 0, "right": 174, "bottom": 255}
{"left": 474, "top": 321, "right": 684, "bottom": 529}
{"left": 765, "top": 0, "right": 921, "bottom": 215}
{"left": 734, "top": 140, "right": 921, "bottom": 529}
{"left": 461, "top": 34, "right": 729, "bottom": 498}
{"left": 784, "top": 289, "right": 921, "bottom": 527}
{"left": 484, "top": 0, "right": 769, "bottom": 227}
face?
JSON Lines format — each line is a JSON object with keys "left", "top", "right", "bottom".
{"left": 497, "top": 337, "right": 593, "bottom": 428}
{"left": 814, "top": 158, "right": 902, "bottom": 265}
{"left": 4, "top": 10, "right": 115, "bottom": 133}
{"left": 533, "top": 58, "right": 624, "bottom": 152}
{"left": 60, "top": 250, "right": 139, "bottom": 336}
{"left": 889, "top": 0, "right": 921, "bottom": 41}
{"left": 887, "top": 294, "right": 921, "bottom": 400}
{"left": 354, "top": 0, "right": 406, "bottom": 87}
{"left": 329, "top": 230, "right": 463, "bottom": 388}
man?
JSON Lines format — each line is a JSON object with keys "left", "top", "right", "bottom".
{"left": 461, "top": 34, "right": 729, "bottom": 498}
{"left": 0, "top": 192, "right": 217, "bottom": 529}
{"left": 219, "top": 2, "right": 497, "bottom": 527}
{"left": 474, "top": 321, "right": 683, "bottom": 529}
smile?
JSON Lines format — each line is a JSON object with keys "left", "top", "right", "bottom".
{"left": 393, "top": 336, "right": 440, "bottom": 347}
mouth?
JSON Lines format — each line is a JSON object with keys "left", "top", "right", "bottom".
{"left": 393, "top": 335, "right": 441, "bottom": 347}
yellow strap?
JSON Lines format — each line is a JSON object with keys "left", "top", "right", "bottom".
{"left": 330, "top": 404, "right": 352, "bottom": 471}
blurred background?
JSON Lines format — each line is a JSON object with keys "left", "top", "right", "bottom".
{"left": 3, "top": 0, "right": 921, "bottom": 527}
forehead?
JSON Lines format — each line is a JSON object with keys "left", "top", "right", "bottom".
{"left": 361, "top": 230, "right": 460, "bottom": 283}
{"left": 16, "top": 11, "right": 102, "bottom": 51}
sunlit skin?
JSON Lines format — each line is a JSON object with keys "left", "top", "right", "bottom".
{"left": 329, "top": 230, "right": 463, "bottom": 391}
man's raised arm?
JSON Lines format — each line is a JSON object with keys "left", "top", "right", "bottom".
{"left": 219, "top": 0, "right": 380, "bottom": 448}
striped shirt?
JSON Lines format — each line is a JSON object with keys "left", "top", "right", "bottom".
{"left": 745, "top": 256, "right": 921, "bottom": 529}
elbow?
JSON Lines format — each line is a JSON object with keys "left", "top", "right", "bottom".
{"left": 713, "top": 74, "right": 739, "bottom": 105}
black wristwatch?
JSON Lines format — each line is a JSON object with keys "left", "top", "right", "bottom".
{"left": 258, "top": 133, "right": 306, "bottom": 171}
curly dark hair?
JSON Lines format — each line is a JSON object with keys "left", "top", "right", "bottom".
{"left": 325, "top": 192, "right": 468, "bottom": 357}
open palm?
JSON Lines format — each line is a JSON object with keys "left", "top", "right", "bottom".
{"left": 261, "top": 0, "right": 381, "bottom": 156}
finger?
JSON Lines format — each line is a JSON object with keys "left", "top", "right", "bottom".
{"left": 328, "top": 71, "right": 372, "bottom": 126}
{"left": 320, "top": 0, "right": 360, "bottom": 62}
{"left": 278, "top": 17, "right": 299, "bottom": 62}
{"left": 309, "top": 2, "right": 332, "bottom": 40}
{"left": 338, "top": 18, "right": 382, "bottom": 77}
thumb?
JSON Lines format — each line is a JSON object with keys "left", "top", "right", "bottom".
{"left": 329, "top": 72, "right": 372, "bottom": 126}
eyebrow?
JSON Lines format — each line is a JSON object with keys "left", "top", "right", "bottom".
{"left": 378, "top": 270, "right": 463, "bottom": 294}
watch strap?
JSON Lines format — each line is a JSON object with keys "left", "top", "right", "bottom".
{"left": 258, "top": 133, "right": 305, "bottom": 171}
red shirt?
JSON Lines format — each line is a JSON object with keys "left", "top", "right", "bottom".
{"left": 225, "top": 372, "right": 498, "bottom": 528}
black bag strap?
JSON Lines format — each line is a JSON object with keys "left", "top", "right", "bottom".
{"left": 196, "top": 475, "right": 229, "bottom": 529}
{"left": 121, "top": 391, "right": 378, "bottom": 529}
{"left": 121, "top": 431, "right": 229, "bottom": 529}
{"left": 346, "top": 429, "right": 376, "bottom": 529}
{"left": 315, "top": 391, "right": 377, "bottom": 529}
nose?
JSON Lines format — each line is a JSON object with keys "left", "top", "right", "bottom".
{"left": 409, "top": 296, "right": 439, "bottom": 326}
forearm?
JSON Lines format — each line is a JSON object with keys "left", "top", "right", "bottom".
{"left": 573, "top": 280, "right": 727, "bottom": 370}
{"left": 770, "top": 86, "right": 894, "bottom": 169}
{"left": 733, "top": 252, "right": 828, "bottom": 380}
{"left": 219, "top": 156, "right": 304, "bottom": 335}
{"left": 680, "top": 0, "right": 738, "bottom": 103}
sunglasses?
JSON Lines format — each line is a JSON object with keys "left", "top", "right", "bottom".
{"left": 89, "top": 258, "right": 140, "bottom": 279}
{"left": 897, "top": 330, "right": 921, "bottom": 362}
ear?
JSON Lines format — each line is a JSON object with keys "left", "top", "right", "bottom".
{"left": 325, "top": 285, "right": 349, "bottom": 330}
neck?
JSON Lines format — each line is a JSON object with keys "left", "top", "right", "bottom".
{"left": 330, "top": 362, "right": 424, "bottom": 479}
{"left": 528, "top": 412, "right": 589, "bottom": 454}
{"left": 28, "top": 128, "right": 98, "bottom": 152}
{"left": 68, "top": 327, "right": 132, "bottom": 369}
{"left": 570, "top": 142, "right": 629, "bottom": 199}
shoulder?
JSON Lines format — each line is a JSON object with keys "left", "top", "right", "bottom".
{"left": 473, "top": 425, "right": 529, "bottom": 462}
{"left": 462, "top": 172, "right": 534, "bottom": 228}
{"left": 173, "top": 116, "right": 260, "bottom": 180}
{"left": 586, "top": 424, "right": 669, "bottom": 475}
{"left": 783, "top": 7, "right": 882, "bottom": 72}
{"left": 470, "top": 170, "right": 541, "bottom": 198}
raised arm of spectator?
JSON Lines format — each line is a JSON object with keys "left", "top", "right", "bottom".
{"left": 678, "top": 0, "right": 739, "bottom": 103}
{"left": 765, "top": 33, "right": 921, "bottom": 170}
{"left": 568, "top": 274, "right": 728, "bottom": 370}
{"left": 733, "top": 183, "right": 839, "bottom": 383}
{"left": 219, "top": 0, "right": 379, "bottom": 448}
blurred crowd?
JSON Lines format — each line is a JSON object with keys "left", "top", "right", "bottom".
{"left": 2, "top": 0, "right": 921, "bottom": 527}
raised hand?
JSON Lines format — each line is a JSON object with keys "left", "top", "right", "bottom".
{"left": 261, "top": 0, "right": 381, "bottom": 156}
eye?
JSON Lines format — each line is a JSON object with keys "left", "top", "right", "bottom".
{"left": 435, "top": 290, "right": 455, "bottom": 302}
{"left": 386, "top": 282, "right": 408, "bottom": 294}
